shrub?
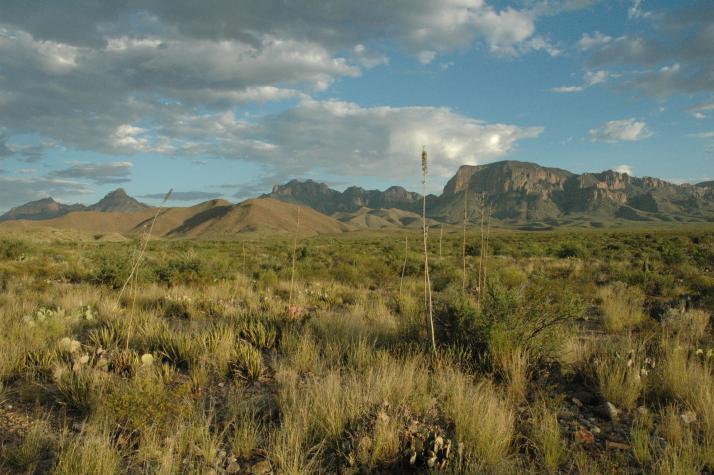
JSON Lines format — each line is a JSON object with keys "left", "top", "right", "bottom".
{"left": 0, "top": 239, "right": 30, "bottom": 260}
{"left": 436, "top": 278, "right": 583, "bottom": 367}
{"left": 555, "top": 242, "right": 587, "bottom": 259}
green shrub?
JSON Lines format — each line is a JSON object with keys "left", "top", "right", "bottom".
{"left": 0, "top": 239, "right": 30, "bottom": 260}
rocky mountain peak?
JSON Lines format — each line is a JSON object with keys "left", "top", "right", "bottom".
{"left": 89, "top": 188, "right": 148, "bottom": 213}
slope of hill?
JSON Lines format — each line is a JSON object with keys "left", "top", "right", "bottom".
{"left": 0, "top": 197, "right": 86, "bottom": 222}
{"left": 333, "top": 207, "right": 434, "bottom": 229}
{"left": 167, "top": 198, "right": 353, "bottom": 238}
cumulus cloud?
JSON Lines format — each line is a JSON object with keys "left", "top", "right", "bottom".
{"left": 578, "top": 31, "right": 612, "bottom": 50}
{"left": 687, "top": 100, "right": 714, "bottom": 118}
{"left": 246, "top": 99, "right": 544, "bottom": 181}
{"left": 583, "top": 3, "right": 714, "bottom": 97}
{"left": 550, "top": 69, "right": 612, "bottom": 93}
{"left": 139, "top": 191, "right": 224, "bottom": 201}
{"left": 0, "top": 0, "right": 564, "bottom": 166}
{"left": 614, "top": 164, "right": 633, "bottom": 175}
{"left": 50, "top": 161, "right": 133, "bottom": 184}
{"left": 688, "top": 131, "right": 714, "bottom": 139}
{"left": 588, "top": 119, "right": 653, "bottom": 143}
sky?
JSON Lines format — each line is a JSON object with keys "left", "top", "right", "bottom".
{"left": 0, "top": 0, "right": 713, "bottom": 211}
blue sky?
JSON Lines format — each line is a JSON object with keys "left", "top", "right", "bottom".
{"left": 0, "top": 0, "right": 713, "bottom": 211}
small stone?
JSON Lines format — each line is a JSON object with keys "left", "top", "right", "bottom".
{"left": 591, "top": 426, "right": 601, "bottom": 435}
{"left": 78, "top": 354, "right": 90, "bottom": 365}
{"left": 606, "top": 440, "right": 630, "bottom": 450}
{"left": 681, "top": 411, "right": 697, "bottom": 425}
{"left": 574, "top": 427, "right": 595, "bottom": 444}
{"left": 604, "top": 402, "right": 619, "bottom": 421}
{"left": 226, "top": 461, "right": 240, "bottom": 474}
{"left": 572, "top": 397, "right": 583, "bottom": 408}
{"left": 249, "top": 460, "right": 271, "bottom": 475}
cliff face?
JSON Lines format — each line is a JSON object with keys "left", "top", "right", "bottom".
{"left": 266, "top": 180, "right": 425, "bottom": 214}
{"left": 263, "top": 161, "right": 714, "bottom": 225}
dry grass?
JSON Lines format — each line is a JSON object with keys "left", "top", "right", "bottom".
{"left": 436, "top": 367, "right": 514, "bottom": 468}
{"left": 599, "top": 282, "right": 645, "bottom": 332}
{"left": 593, "top": 335, "right": 647, "bottom": 409}
{"left": 531, "top": 402, "right": 566, "bottom": 474}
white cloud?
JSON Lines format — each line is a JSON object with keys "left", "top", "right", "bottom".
{"left": 688, "top": 131, "right": 714, "bottom": 139}
{"left": 614, "top": 164, "right": 633, "bottom": 175}
{"left": 578, "top": 31, "right": 612, "bottom": 50}
{"left": 137, "top": 99, "right": 543, "bottom": 183}
{"left": 550, "top": 69, "right": 612, "bottom": 93}
{"left": 417, "top": 50, "right": 438, "bottom": 65}
{"left": 687, "top": 101, "right": 714, "bottom": 119}
{"left": 628, "top": 0, "right": 650, "bottom": 20}
{"left": 50, "top": 161, "right": 133, "bottom": 184}
{"left": 588, "top": 119, "right": 653, "bottom": 142}
{"left": 550, "top": 86, "right": 584, "bottom": 93}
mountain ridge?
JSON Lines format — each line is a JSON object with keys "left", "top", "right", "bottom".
{"left": 2, "top": 161, "right": 713, "bottom": 235}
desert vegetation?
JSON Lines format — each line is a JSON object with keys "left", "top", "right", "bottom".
{"left": 0, "top": 227, "right": 713, "bottom": 473}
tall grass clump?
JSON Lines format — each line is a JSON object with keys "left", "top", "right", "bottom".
{"left": 592, "top": 335, "right": 647, "bottom": 409}
{"left": 436, "top": 368, "right": 514, "bottom": 468}
{"left": 530, "top": 402, "right": 566, "bottom": 474}
{"left": 598, "top": 282, "right": 645, "bottom": 332}
{"left": 54, "top": 425, "right": 122, "bottom": 475}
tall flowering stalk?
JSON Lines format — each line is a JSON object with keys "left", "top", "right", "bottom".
{"left": 421, "top": 147, "right": 436, "bottom": 354}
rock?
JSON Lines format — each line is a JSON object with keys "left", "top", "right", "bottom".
{"left": 226, "top": 461, "right": 240, "bottom": 474}
{"left": 572, "top": 397, "right": 583, "bottom": 408}
{"left": 603, "top": 402, "right": 619, "bottom": 421}
{"left": 606, "top": 440, "right": 630, "bottom": 451}
{"left": 574, "top": 427, "right": 595, "bottom": 444}
{"left": 572, "top": 390, "right": 598, "bottom": 406}
{"left": 591, "top": 426, "right": 601, "bottom": 435}
{"left": 249, "top": 460, "right": 271, "bottom": 475}
{"left": 681, "top": 411, "right": 697, "bottom": 425}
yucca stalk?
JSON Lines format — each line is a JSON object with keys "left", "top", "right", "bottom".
{"left": 115, "top": 188, "right": 173, "bottom": 308}
{"left": 117, "top": 188, "right": 172, "bottom": 351}
{"left": 462, "top": 183, "right": 468, "bottom": 294}
{"left": 399, "top": 234, "right": 408, "bottom": 299}
{"left": 288, "top": 206, "right": 301, "bottom": 308}
{"left": 483, "top": 201, "right": 492, "bottom": 295}
{"left": 439, "top": 224, "right": 444, "bottom": 258}
{"left": 477, "top": 192, "right": 485, "bottom": 312}
{"left": 421, "top": 147, "right": 436, "bottom": 354}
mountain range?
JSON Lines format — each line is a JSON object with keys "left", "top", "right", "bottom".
{"left": 1, "top": 161, "right": 713, "bottom": 238}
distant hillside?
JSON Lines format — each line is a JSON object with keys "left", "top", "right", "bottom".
{"left": 266, "top": 161, "right": 714, "bottom": 227}
{"left": 167, "top": 198, "right": 352, "bottom": 238}
{"left": 431, "top": 161, "right": 714, "bottom": 225}
{"left": 0, "top": 196, "right": 351, "bottom": 238}
{"left": 2, "top": 162, "right": 713, "bottom": 236}
{"left": 0, "top": 197, "right": 86, "bottom": 222}
{"left": 265, "top": 179, "right": 431, "bottom": 214}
